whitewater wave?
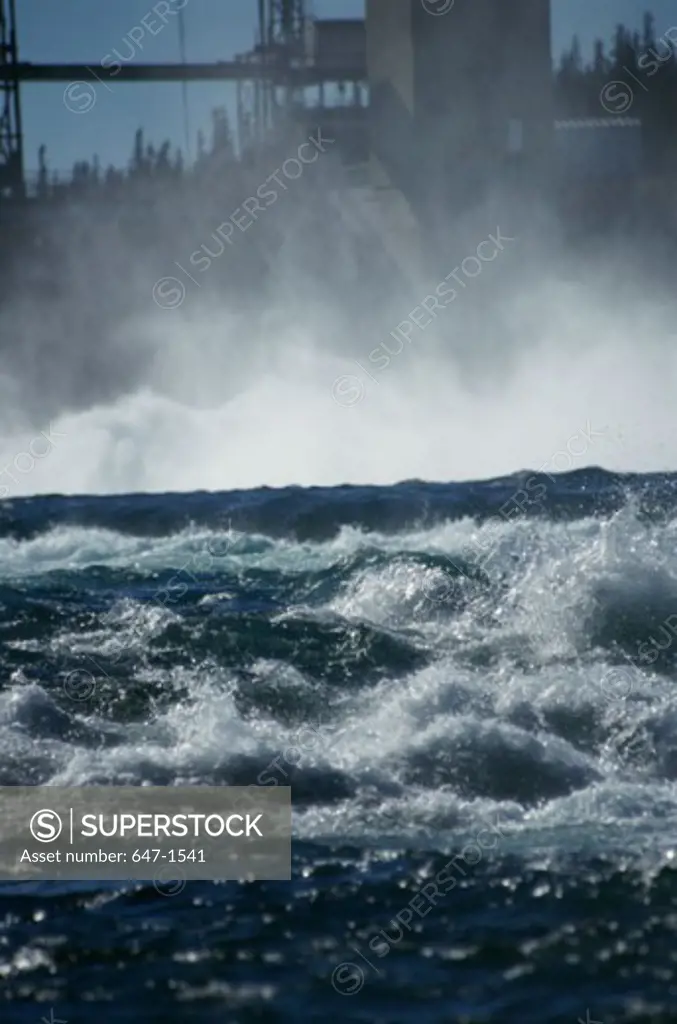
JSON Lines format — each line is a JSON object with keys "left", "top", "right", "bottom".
{"left": 1, "top": 482, "right": 677, "bottom": 857}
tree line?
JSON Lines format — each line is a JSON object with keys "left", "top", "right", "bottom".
{"left": 26, "top": 14, "right": 676, "bottom": 198}
{"left": 555, "top": 13, "right": 677, "bottom": 167}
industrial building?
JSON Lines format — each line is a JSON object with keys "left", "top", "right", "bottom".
{"left": 1, "top": 0, "right": 657, "bottom": 262}
{"left": 0, "top": 1, "right": 369, "bottom": 202}
{"left": 365, "top": 0, "right": 553, "bottom": 266}
{"left": 0, "top": 0, "right": 552, "bottom": 196}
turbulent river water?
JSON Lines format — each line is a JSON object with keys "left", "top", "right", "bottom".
{"left": 1, "top": 469, "right": 677, "bottom": 1022}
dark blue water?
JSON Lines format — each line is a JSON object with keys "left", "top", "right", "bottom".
{"left": 2, "top": 469, "right": 677, "bottom": 1023}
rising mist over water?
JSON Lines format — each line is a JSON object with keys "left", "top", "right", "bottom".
{"left": 1, "top": 36, "right": 676, "bottom": 498}
{"left": 0, "top": 206, "right": 675, "bottom": 497}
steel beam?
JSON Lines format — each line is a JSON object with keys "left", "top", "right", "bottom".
{"left": 0, "top": 61, "right": 365, "bottom": 85}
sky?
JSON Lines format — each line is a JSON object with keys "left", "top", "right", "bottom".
{"left": 13, "top": 0, "right": 677, "bottom": 177}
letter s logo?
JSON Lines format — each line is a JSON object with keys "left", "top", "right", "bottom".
{"left": 30, "top": 809, "right": 63, "bottom": 842}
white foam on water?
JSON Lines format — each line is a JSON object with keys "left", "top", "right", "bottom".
{"left": 0, "top": 505, "right": 675, "bottom": 861}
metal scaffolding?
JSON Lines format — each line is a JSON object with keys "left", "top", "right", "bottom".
{"left": 236, "top": 0, "right": 310, "bottom": 151}
{"left": 0, "top": 0, "right": 366, "bottom": 197}
{"left": 0, "top": 0, "right": 23, "bottom": 199}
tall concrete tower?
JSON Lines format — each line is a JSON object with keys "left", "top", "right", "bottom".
{"left": 366, "top": 0, "right": 552, "bottom": 266}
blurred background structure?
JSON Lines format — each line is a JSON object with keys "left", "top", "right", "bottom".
{"left": 0, "top": 0, "right": 674, "bottom": 310}
{"left": 0, "top": 0, "right": 368, "bottom": 202}
{"left": 365, "top": 0, "right": 554, "bottom": 269}
{"left": 4, "top": 0, "right": 673, "bottom": 203}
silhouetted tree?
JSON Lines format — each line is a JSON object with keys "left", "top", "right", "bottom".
{"left": 37, "top": 145, "right": 49, "bottom": 199}
{"left": 211, "top": 106, "right": 235, "bottom": 161}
